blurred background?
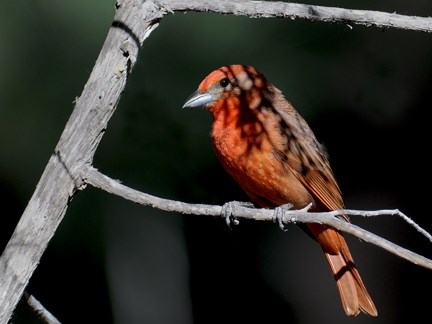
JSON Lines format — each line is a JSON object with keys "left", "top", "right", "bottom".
{"left": 1, "top": 0, "right": 432, "bottom": 323}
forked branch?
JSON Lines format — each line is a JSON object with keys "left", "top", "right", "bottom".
{"left": 1, "top": 0, "right": 431, "bottom": 323}
{"left": 84, "top": 166, "right": 432, "bottom": 270}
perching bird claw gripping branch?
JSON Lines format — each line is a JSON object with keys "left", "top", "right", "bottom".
{"left": 82, "top": 166, "right": 432, "bottom": 272}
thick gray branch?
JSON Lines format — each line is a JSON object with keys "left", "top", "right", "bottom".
{"left": 84, "top": 166, "right": 432, "bottom": 271}
{"left": 161, "top": 0, "right": 432, "bottom": 33}
{"left": 0, "top": 1, "right": 164, "bottom": 322}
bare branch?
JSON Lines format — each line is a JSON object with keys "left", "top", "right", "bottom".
{"left": 0, "top": 1, "right": 164, "bottom": 322}
{"left": 160, "top": 0, "right": 432, "bottom": 33}
{"left": 1, "top": 0, "right": 431, "bottom": 322}
{"left": 84, "top": 166, "right": 432, "bottom": 271}
{"left": 23, "top": 292, "right": 61, "bottom": 324}
{"left": 320, "top": 209, "right": 432, "bottom": 243}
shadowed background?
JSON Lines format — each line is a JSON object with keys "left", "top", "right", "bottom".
{"left": 1, "top": 1, "right": 431, "bottom": 323}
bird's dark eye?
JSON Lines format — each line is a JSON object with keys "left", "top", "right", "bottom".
{"left": 219, "top": 78, "right": 230, "bottom": 87}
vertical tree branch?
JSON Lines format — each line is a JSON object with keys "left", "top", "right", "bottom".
{"left": 0, "top": 1, "right": 164, "bottom": 322}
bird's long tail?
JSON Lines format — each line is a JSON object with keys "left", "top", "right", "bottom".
{"left": 308, "top": 224, "right": 378, "bottom": 316}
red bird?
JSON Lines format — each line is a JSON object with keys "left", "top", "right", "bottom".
{"left": 182, "top": 64, "right": 377, "bottom": 316}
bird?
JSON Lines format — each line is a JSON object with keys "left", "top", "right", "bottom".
{"left": 182, "top": 64, "right": 377, "bottom": 317}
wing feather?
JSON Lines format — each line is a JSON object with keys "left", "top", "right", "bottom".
{"left": 269, "top": 86, "right": 348, "bottom": 220}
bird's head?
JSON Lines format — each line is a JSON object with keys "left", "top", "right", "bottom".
{"left": 182, "top": 65, "right": 266, "bottom": 111}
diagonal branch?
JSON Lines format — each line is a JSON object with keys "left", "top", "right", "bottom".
{"left": 161, "top": 0, "right": 432, "bottom": 33}
{"left": 0, "top": 1, "right": 165, "bottom": 322}
{"left": 23, "top": 292, "right": 61, "bottom": 324}
{"left": 84, "top": 166, "right": 432, "bottom": 270}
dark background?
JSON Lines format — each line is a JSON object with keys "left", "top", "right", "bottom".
{"left": 1, "top": 1, "right": 431, "bottom": 323}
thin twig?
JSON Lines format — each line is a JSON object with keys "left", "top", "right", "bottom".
{"left": 23, "top": 292, "right": 61, "bottom": 324}
{"left": 161, "top": 0, "right": 432, "bottom": 33}
{"left": 83, "top": 166, "right": 432, "bottom": 270}
{"left": 323, "top": 209, "right": 432, "bottom": 243}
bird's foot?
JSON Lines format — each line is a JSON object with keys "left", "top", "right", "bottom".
{"left": 274, "top": 203, "right": 294, "bottom": 231}
{"left": 221, "top": 201, "right": 254, "bottom": 229}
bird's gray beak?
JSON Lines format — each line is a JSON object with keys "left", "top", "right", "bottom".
{"left": 182, "top": 90, "right": 213, "bottom": 108}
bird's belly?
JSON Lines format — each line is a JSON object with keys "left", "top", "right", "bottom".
{"left": 212, "top": 130, "right": 314, "bottom": 209}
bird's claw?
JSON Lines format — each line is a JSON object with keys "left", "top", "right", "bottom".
{"left": 274, "top": 203, "right": 293, "bottom": 231}
{"left": 221, "top": 201, "right": 254, "bottom": 229}
{"left": 300, "top": 203, "right": 313, "bottom": 212}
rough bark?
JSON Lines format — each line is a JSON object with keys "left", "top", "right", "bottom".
{"left": 0, "top": 0, "right": 163, "bottom": 321}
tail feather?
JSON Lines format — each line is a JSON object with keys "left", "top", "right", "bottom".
{"left": 308, "top": 224, "right": 378, "bottom": 316}
{"left": 325, "top": 251, "right": 377, "bottom": 316}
